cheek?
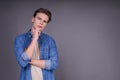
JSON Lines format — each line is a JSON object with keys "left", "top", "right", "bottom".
{"left": 43, "top": 24, "right": 47, "bottom": 28}
{"left": 35, "top": 20, "right": 39, "bottom": 24}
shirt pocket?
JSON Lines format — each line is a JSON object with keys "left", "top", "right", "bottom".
{"left": 40, "top": 46, "right": 49, "bottom": 59}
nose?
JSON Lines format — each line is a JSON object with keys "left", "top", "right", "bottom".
{"left": 40, "top": 20, "right": 43, "bottom": 25}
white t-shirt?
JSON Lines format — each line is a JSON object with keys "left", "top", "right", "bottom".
{"left": 31, "top": 42, "right": 43, "bottom": 80}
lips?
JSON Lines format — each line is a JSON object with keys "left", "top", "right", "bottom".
{"left": 38, "top": 25, "right": 42, "bottom": 28}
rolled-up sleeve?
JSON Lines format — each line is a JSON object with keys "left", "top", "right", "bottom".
{"left": 45, "top": 60, "right": 51, "bottom": 69}
{"left": 21, "top": 52, "right": 30, "bottom": 61}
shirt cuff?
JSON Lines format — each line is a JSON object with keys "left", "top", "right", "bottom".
{"left": 21, "top": 52, "right": 30, "bottom": 61}
{"left": 45, "top": 60, "right": 51, "bottom": 69}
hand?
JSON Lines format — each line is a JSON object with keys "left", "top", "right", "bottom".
{"left": 31, "top": 27, "right": 41, "bottom": 40}
{"left": 29, "top": 59, "right": 45, "bottom": 69}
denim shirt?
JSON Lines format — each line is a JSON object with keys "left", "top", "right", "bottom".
{"left": 14, "top": 30, "right": 58, "bottom": 80}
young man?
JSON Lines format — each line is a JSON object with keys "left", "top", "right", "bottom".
{"left": 14, "top": 8, "right": 59, "bottom": 80}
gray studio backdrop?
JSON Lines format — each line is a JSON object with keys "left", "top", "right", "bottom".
{"left": 0, "top": 0, "right": 120, "bottom": 80}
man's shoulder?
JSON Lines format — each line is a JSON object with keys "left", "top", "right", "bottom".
{"left": 15, "top": 32, "right": 28, "bottom": 40}
{"left": 42, "top": 32, "right": 55, "bottom": 41}
{"left": 41, "top": 32, "right": 57, "bottom": 45}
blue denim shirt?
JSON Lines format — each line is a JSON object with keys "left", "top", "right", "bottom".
{"left": 14, "top": 29, "right": 58, "bottom": 80}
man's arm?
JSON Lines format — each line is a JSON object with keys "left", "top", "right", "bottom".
{"left": 14, "top": 36, "right": 31, "bottom": 68}
{"left": 25, "top": 39, "right": 37, "bottom": 59}
{"left": 25, "top": 27, "right": 40, "bottom": 59}
{"left": 29, "top": 60, "right": 45, "bottom": 69}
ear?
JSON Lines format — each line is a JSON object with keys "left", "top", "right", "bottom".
{"left": 32, "top": 17, "right": 34, "bottom": 23}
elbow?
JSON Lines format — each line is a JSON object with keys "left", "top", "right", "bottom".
{"left": 18, "top": 63, "right": 27, "bottom": 68}
{"left": 18, "top": 61, "right": 30, "bottom": 68}
{"left": 17, "top": 57, "right": 30, "bottom": 68}
{"left": 51, "top": 61, "right": 58, "bottom": 70}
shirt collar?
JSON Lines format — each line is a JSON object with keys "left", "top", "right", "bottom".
{"left": 27, "top": 29, "right": 32, "bottom": 38}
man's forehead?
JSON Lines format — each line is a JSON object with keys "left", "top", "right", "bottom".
{"left": 36, "top": 13, "right": 49, "bottom": 20}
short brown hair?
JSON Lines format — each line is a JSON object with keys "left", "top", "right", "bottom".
{"left": 33, "top": 8, "right": 52, "bottom": 23}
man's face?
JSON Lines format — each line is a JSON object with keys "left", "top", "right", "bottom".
{"left": 32, "top": 12, "right": 49, "bottom": 31}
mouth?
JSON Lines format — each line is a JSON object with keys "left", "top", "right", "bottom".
{"left": 38, "top": 25, "right": 42, "bottom": 29}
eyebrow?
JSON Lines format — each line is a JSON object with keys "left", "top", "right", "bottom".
{"left": 37, "top": 16, "right": 48, "bottom": 23}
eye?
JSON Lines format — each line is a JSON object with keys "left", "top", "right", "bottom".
{"left": 43, "top": 20, "right": 48, "bottom": 23}
{"left": 37, "top": 17, "right": 42, "bottom": 20}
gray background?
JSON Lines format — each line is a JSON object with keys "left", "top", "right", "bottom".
{"left": 0, "top": 0, "right": 120, "bottom": 80}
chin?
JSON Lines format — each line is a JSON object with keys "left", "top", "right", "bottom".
{"left": 38, "top": 29, "right": 43, "bottom": 31}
